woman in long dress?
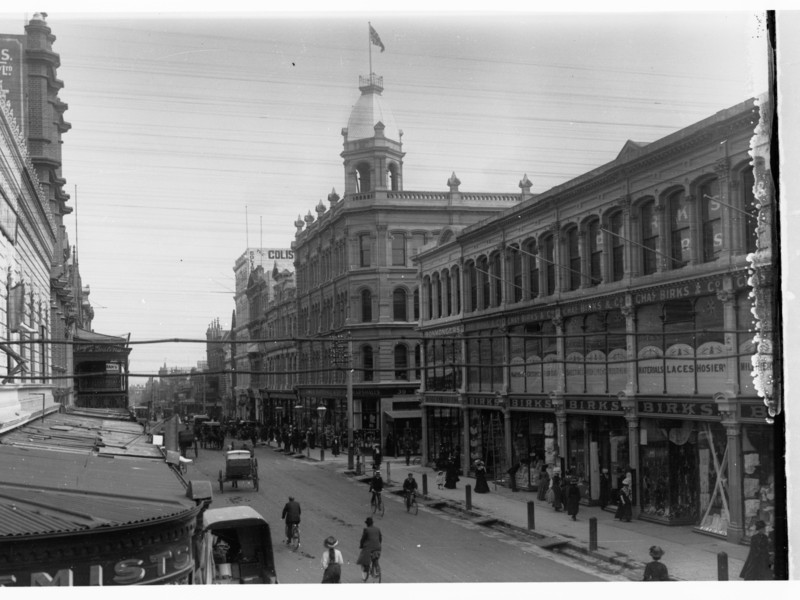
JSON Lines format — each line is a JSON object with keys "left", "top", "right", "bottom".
{"left": 474, "top": 459, "right": 490, "bottom": 493}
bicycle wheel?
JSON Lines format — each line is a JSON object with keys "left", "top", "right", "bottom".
{"left": 371, "top": 560, "right": 381, "bottom": 583}
{"left": 290, "top": 526, "right": 300, "bottom": 551}
{"left": 371, "top": 497, "right": 378, "bottom": 515}
{"left": 411, "top": 497, "right": 418, "bottom": 515}
{"left": 378, "top": 497, "right": 385, "bottom": 517}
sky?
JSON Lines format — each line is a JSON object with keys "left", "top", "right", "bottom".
{"left": 0, "top": 8, "right": 770, "bottom": 379}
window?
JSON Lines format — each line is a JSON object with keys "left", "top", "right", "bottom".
{"left": 394, "top": 344, "right": 408, "bottom": 380}
{"left": 542, "top": 235, "right": 555, "bottom": 295}
{"left": 510, "top": 246, "right": 523, "bottom": 303}
{"left": 425, "top": 277, "right": 433, "bottom": 319}
{"left": 391, "top": 234, "right": 406, "bottom": 266}
{"left": 525, "top": 240, "right": 539, "bottom": 298}
{"left": 640, "top": 200, "right": 659, "bottom": 275}
{"left": 434, "top": 273, "right": 442, "bottom": 318}
{"left": 467, "top": 261, "right": 477, "bottom": 312}
{"left": 567, "top": 227, "right": 581, "bottom": 291}
{"left": 355, "top": 163, "right": 371, "bottom": 193}
{"left": 359, "top": 234, "right": 371, "bottom": 267}
{"left": 413, "top": 287, "right": 420, "bottom": 320}
{"left": 491, "top": 252, "right": 502, "bottom": 307}
{"left": 669, "top": 189, "right": 691, "bottom": 267}
{"left": 361, "top": 289, "right": 372, "bottom": 322}
{"left": 362, "top": 346, "right": 374, "bottom": 382}
{"left": 453, "top": 267, "right": 461, "bottom": 314}
{"left": 388, "top": 163, "right": 399, "bottom": 191}
{"left": 588, "top": 220, "right": 602, "bottom": 285}
{"left": 415, "top": 344, "right": 422, "bottom": 380}
{"left": 443, "top": 270, "right": 452, "bottom": 316}
{"left": 741, "top": 169, "right": 759, "bottom": 254}
{"left": 609, "top": 212, "right": 624, "bottom": 281}
{"left": 478, "top": 256, "right": 490, "bottom": 309}
{"left": 700, "top": 178, "right": 722, "bottom": 262}
{"left": 393, "top": 288, "right": 407, "bottom": 321}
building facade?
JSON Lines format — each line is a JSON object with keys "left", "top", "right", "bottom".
{"left": 290, "top": 72, "right": 527, "bottom": 454}
{"left": 415, "top": 97, "right": 776, "bottom": 545}
{"left": 262, "top": 266, "right": 298, "bottom": 429}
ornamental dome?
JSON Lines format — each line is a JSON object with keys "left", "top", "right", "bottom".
{"left": 345, "top": 74, "right": 400, "bottom": 142}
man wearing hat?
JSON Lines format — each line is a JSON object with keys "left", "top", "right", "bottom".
{"left": 614, "top": 477, "right": 632, "bottom": 522}
{"left": 643, "top": 545, "right": 669, "bottom": 581}
{"left": 321, "top": 536, "right": 343, "bottom": 583}
{"left": 356, "top": 517, "right": 383, "bottom": 582}
{"left": 740, "top": 520, "right": 774, "bottom": 580}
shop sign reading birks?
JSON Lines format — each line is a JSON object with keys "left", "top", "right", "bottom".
{"left": 509, "top": 396, "right": 553, "bottom": 410}
{"left": 564, "top": 398, "right": 624, "bottom": 413}
{"left": 0, "top": 542, "right": 193, "bottom": 586}
{"left": 637, "top": 399, "right": 719, "bottom": 418}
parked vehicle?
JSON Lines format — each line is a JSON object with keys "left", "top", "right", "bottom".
{"left": 194, "top": 506, "right": 277, "bottom": 584}
{"left": 219, "top": 450, "right": 259, "bottom": 492}
{"left": 200, "top": 421, "right": 224, "bottom": 449}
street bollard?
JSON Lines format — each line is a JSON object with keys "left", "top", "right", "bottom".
{"left": 320, "top": 448, "right": 324, "bottom": 462}
{"left": 589, "top": 517, "right": 598, "bottom": 551}
{"left": 387, "top": 461, "right": 391, "bottom": 484}
{"left": 527, "top": 501, "right": 535, "bottom": 530}
{"left": 717, "top": 551, "right": 729, "bottom": 581}
{"left": 356, "top": 454, "right": 361, "bottom": 476}
{"left": 466, "top": 485, "right": 472, "bottom": 511}
{"left": 422, "top": 473, "right": 428, "bottom": 497}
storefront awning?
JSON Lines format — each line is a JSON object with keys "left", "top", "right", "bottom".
{"left": 384, "top": 409, "right": 421, "bottom": 420}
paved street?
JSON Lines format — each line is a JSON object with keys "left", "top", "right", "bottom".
{"left": 187, "top": 443, "right": 607, "bottom": 583}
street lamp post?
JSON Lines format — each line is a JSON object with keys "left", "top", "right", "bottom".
{"left": 316, "top": 403, "right": 327, "bottom": 443}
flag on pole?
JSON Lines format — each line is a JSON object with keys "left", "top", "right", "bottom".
{"left": 369, "top": 24, "right": 385, "bottom": 52}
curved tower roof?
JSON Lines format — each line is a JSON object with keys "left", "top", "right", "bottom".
{"left": 345, "top": 74, "right": 400, "bottom": 142}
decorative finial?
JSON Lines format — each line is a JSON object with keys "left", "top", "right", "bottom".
{"left": 328, "top": 188, "right": 340, "bottom": 206}
{"left": 447, "top": 171, "right": 461, "bottom": 192}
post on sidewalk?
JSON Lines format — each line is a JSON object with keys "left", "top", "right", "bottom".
{"left": 356, "top": 454, "right": 361, "bottom": 476}
{"left": 386, "top": 461, "right": 391, "bottom": 484}
{"left": 466, "top": 484, "right": 472, "bottom": 511}
{"left": 589, "top": 517, "right": 598, "bottom": 551}
{"left": 527, "top": 501, "right": 535, "bottom": 530}
{"left": 717, "top": 551, "right": 729, "bottom": 581}
{"left": 422, "top": 473, "right": 428, "bottom": 498}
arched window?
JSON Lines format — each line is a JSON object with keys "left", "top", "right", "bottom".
{"left": 491, "top": 252, "right": 502, "bottom": 307}
{"left": 668, "top": 189, "right": 691, "bottom": 268}
{"left": 433, "top": 273, "right": 442, "bottom": 318}
{"left": 388, "top": 163, "right": 399, "bottom": 191}
{"left": 566, "top": 227, "right": 581, "bottom": 291}
{"left": 394, "top": 344, "right": 408, "bottom": 380}
{"left": 588, "top": 219, "right": 602, "bottom": 285}
{"left": 525, "top": 240, "right": 539, "bottom": 299}
{"left": 640, "top": 200, "right": 658, "bottom": 275}
{"left": 452, "top": 266, "right": 461, "bottom": 314}
{"left": 542, "top": 235, "right": 555, "bottom": 295}
{"left": 415, "top": 344, "right": 422, "bottom": 380}
{"left": 355, "top": 163, "right": 371, "bottom": 193}
{"left": 393, "top": 288, "right": 407, "bottom": 321}
{"left": 442, "top": 270, "right": 452, "bottom": 316}
{"left": 391, "top": 233, "right": 406, "bottom": 266}
{"left": 700, "top": 178, "right": 722, "bottom": 262}
{"left": 741, "top": 168, "right": 759, "bottom": 254}
{"left": 413, "top": 287, "right": 420, "bottom": 320}
{"left": 478, "top": 256, "right": 490, "bottom": 309}
{"left": 361, "top": 289, "right": 372, "bottom": 322}
{"left": 509, "top": 245, "right": 523, "bottom": 303}
{"left": 425, "top": 276, "right": 433, "bottom": 320}
{"left": 608, "top": 211, "right": 624, "bottom": 281}
{"left": 467, "top": 261, "right": 477, "bottom": 312}
{"left": 362, "top": 345, "right": 374, "bottom": 382}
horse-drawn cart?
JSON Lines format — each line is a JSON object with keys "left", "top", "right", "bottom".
{"left": 219, "top": 450, "right": 259, "bottom": 492}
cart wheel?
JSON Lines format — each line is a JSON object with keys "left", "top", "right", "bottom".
{"left": 219, "top": 470, "right": 224, "bottom": 493}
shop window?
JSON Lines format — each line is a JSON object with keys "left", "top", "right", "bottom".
{"left": 608, "top": 211, "right": 624, "bottom": 281}
{"left": 668, "top": 189, "right": 691, "bottom": 268}
{"left": 393, "top": 288, "right": 407, "bottom": 321}
{"left": 588, "top": 220, "right": 602, "bottom": 285}
{"left": 566, "top": 227, "right": 581, "bottom": 291}
{"left": 696, "top": 422, "right": 731, "bottom": 537}
{"left": 741, "top": 425, "right": 776, "bottom": 538}
{"left": 640, "top": 420, "right": 699, "bottom": 524}
{"left": 700, "top": 178, "right": 722, "bottom": 262}
{"left": 427, "top": 407, "right": 462, "bottom": 468}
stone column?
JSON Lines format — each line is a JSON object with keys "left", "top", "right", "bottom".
{"left": 420, "top": 394, "right": 429, "bottom": 465}
{"left": 551, "top": 392, "right": 567, "bottom": 473}
{"left": 502, "top": 397, "right": 513, "bottom": 476}
{"left": 462, "top": 401, "right": 471, "bottom": 476}
{"left": 622, "top": 399, "right": 641, "bottom": 517}
{"left": 718, "top": 402, "right": 744, "bottom": 544}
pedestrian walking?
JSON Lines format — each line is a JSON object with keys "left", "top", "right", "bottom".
{"left": 507, "top": 462, "right": 520, "bottom": 492}
{"left": 566, "top": 476, "right": 581, "bottom": 520}
{"left": 444, "top": 454, "right": 459, "bottom": 489}
{"left": 599, "top": 468, "right": 610, "bottom": 509}
{"left": 614, "top": 477, "right": 632, "bottom": 522}
{"left": 643, "top": 545, "right": 669, "bottom": 581}
{"left": 474, "top": 459, "right": 490, "bottom": 493}
{"left": 436, "top": 470, "right": 445, "bottom": 489}
{"left": 551, "top": 473, "right": 563, "bottom": 511}
{"left": 536, "top": 465, "right": 550, "bottom": 501}
{"left": 740, "top": 520, "right": 774, "bottom": 580}
{"left": 321, "top": 536, "right": 343, "bottom": 583}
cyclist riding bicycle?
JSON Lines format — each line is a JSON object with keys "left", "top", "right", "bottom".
{"left": 356, "top": 516, "right": 382, "bottom": 582}
{"left": 369, "top": 470, "right": 384, "bottom": 507}
{"left": 402, "top": 473, "right": 418, "bottom": 507}
{"left": 281, "top": 496, "right": 301, "bottom": 545}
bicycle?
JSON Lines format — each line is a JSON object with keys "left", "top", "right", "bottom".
{"left": 405, "top": 490, "right": 418, "bottom": 515}
{"left": 363, "top": 550, "right": 381, "bottom": 583}
{"left": 289, "top": 523, "right": 300, "bottom": 551}
{"left": 370, "top": 490, "right": 385, "bottom": 517}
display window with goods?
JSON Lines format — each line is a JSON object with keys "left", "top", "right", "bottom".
{"left": 426, "top": 407, "right": 462, "bottom": 468}
{"left": 741, "top": 425, "right": 775, "bottom": 539}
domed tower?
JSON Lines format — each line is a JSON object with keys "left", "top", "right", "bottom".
{"left": 340, "top": 73, "right": 405, "bottom": 196}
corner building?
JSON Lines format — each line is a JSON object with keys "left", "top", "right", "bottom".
{"left": 415, "top": 97, "right": 777, "bottom": 546}
{"left": 291, "top": 73, "right": 526, "bottom": 452}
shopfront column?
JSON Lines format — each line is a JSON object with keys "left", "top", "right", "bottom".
{"left": 551, "top": 392, "right": 566, "bottom": 472}
{"left": 717, "top": 398, "right": 744, "bottom": 544}
{"left": 623, "top": 400, "right": 640, "bottom": 517}
{"left": 420, "top": 395, "right": 429, "bottom": 465}
{"left": 462, "top": 402, "right": 471, "bottom": 475}
{"left": 503, "top": 401, "right": 512, "bottom": 473}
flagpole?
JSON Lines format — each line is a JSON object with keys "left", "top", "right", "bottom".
{"left": 368, "top": 22, "right": 373, "bottom": 76}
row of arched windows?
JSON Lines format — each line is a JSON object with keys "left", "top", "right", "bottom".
{"left": 422, "top": 166, "right": 758, "bottom": 321}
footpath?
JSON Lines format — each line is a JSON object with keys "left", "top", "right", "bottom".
{"left": 271, "top": 444, "right": 750, "bottom": 582}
